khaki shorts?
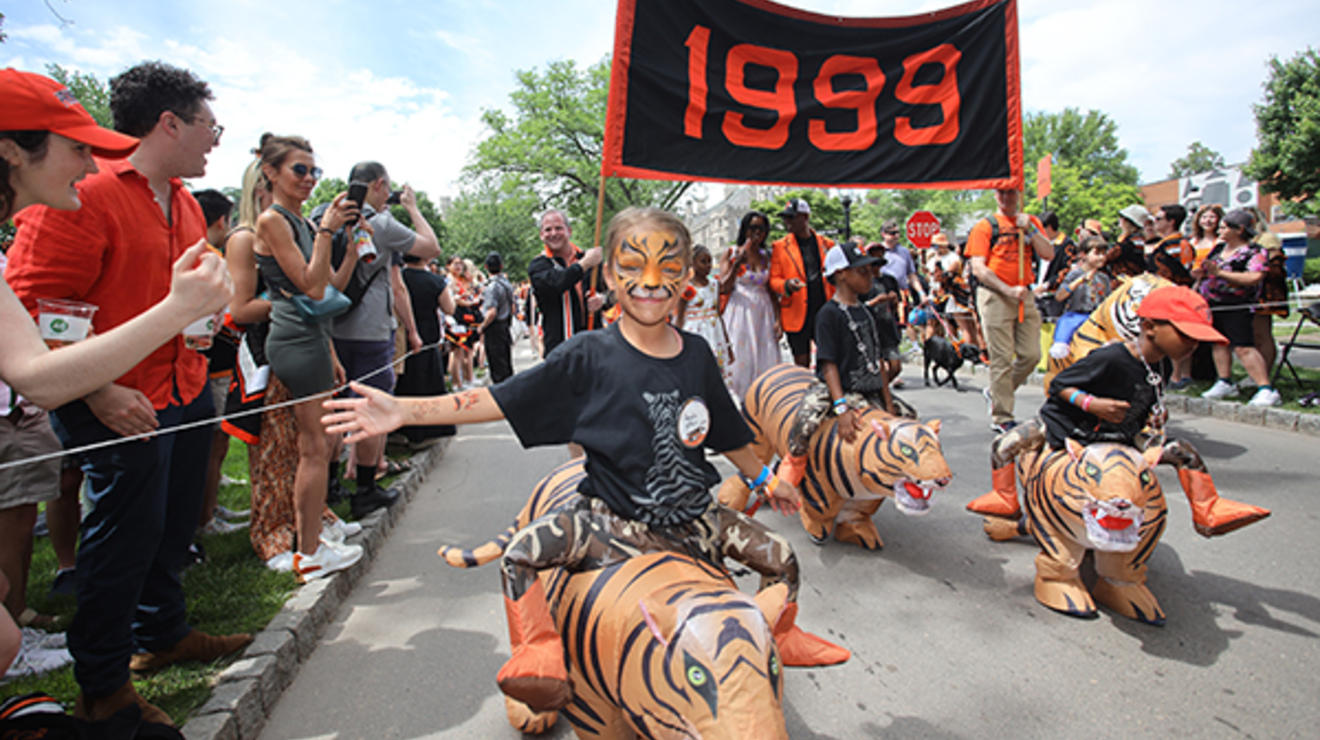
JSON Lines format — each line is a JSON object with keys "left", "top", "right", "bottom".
{"left": 0, "top": 404, "right": 62, "bottom": 509}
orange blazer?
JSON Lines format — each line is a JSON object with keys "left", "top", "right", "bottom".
{"left": 769, "top": 231, "right": 835, "bottom": 333}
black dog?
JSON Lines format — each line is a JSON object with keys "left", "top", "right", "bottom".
{"left": 923, "top": 336, "right": 984, "bottom": 389}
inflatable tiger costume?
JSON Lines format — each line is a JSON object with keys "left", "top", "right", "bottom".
{"left": 717, "top": 364, "right": 951, "bottom": 549}
{"left": 982, "top": 435, "right": 1170, "bottom": 624}
{"left": 438, "top": 459, "right": 840, "bottom": 737}
{"left": 970, "top": 273, "right": 1269, "bottom": 538}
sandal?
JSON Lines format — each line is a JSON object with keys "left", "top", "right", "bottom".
{"left": 17, "top": 607, "right": 63, "bottom": 631}
{"left": 375, "top": 458, "right": 413, "bottom": 480}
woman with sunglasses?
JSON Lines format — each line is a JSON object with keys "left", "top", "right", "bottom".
{"left": 719, "top": 210, "right": 783, "bottom": 399}
{"left": 254, "top": 135, "right": 362, "bottom": 581}
{"left": 0, "top": 68, "right": 231, "bottom": 679}
{"left": 1196, "top": 209, "right": 1278, "bottom": 406}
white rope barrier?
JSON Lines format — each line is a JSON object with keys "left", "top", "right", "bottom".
{"left": 0, "top": 340, "right": 445, "bottom": 473}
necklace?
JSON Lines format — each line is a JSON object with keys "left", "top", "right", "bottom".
{"left": 1127, "top": 339, "right": 1166, "bottom": 432}
{"left": 839, "top": 299, "right": 884, "bottom": 376}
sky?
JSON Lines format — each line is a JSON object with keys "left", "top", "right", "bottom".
{"left": 3, "top": 0, "right": 1315, "bottom": 202}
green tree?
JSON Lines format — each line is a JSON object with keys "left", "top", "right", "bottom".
{"left": 1244, "top": 48, "right": 1320, "bottom": 217}
{"left": 1022, "top": 109, "right": 1142, "bottom": 232}
{"left": 1167, "top": 141, "right": 1226, "bottom": 178}
{"left": 303, "top": 176, "right": 445, "bottom": 244}
{"left": 1, "top": 12, "right": 8, "bottom": 44}
{"left": 750, "top": 190, "right": 844, "bottom": 243}
{"left": 443, "top": 183, "right": 543, "bottom": 279}
{"left": 46, "top": 64, "right": 112, "bottom": 128}
{"left": 465, "top": 58, "right": 690, "bottom": 243}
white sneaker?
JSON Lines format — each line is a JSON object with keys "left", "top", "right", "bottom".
{"left": 20, "top": 626, "right": 66, "bottom": 651}
{"left": 321, "top": 519, "right": 363, "bottom": 545}
{"left": 214, "top": 504, "right": 250, "bottom": 521}
{"left": 218, "top": 475, "right": 248, "bottom": 488}
{"left": 200, "top": 517, "right": 248, "bottom": 535}
{"left": 293, "top": 543, "right": 363, "bottom": 583}
{"left": 1247, "top": 387, "right": 1282, "bottom": 407}
{"left": 3, "top": 643, "right": 73, "bottom": 680}
{"left": 1202, "top": 379, "right": 1238, "bottom": 400}
{"left": 265, "top": 551, "right": 294, "bottom": 572}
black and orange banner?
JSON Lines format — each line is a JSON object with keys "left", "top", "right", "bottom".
{"left": 602, "top": 0, "right": 1022, "bottom": 189}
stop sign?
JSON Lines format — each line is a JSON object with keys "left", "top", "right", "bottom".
{"left": 906, "top": 211, "right": 941, "bottom": 249}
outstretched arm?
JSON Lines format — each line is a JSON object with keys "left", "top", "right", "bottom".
{"left": 322, "top": 382, "right": 504, "bottom": 443}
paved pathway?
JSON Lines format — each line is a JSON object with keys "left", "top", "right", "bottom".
{"left": 257, "top": 342, "right": 1319, "bottom": 739}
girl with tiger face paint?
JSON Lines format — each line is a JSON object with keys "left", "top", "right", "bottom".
{"left": 322, "top": 207, "right": 844, "bottom": 716}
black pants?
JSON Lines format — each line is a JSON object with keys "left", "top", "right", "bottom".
{"left": 485, "top": 318, "right": 513, "bottom": 383}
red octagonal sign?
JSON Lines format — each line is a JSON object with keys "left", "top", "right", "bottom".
{"left": 906, "top": 211, "right": 941, "bottom": 249}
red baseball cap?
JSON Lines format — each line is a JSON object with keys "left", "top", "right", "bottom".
{"left": 1137, "top": 285, "right": 1226, "bottom": 343}
{"left": 0, "top": 68, "right": 139, "bottom": 158}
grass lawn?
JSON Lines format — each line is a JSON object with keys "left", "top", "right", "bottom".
{"left": 2, "top": 435, "right": 401, "bottom": 724}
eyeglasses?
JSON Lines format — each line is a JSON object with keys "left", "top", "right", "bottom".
{"left": 177, "top": 112, "right": 223, "bottom": 144}
{"left": 290, "top": 163, "right": 323, "bottom": 180}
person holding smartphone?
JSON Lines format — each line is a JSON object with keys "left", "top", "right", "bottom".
{"left": 331, "top": 161, "right": 440, "bottom": 518}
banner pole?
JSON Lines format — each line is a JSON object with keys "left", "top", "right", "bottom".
{"left": 587, "top": 170, "right": 608, "bottom": 330}
{"left": 1017, "top": 229, "right": 1026, "bottom": 323}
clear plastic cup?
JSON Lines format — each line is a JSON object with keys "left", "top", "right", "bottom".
{"left": 37, "top": 298, "right": 97, "bottom": 348}
{"left": 182, "top": 313, "right": 220, "bottom": 351}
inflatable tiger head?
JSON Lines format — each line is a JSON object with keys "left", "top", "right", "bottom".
{"left": 1045, "top": 273, "right": 1172, "bottom": 388}
{"left": 551, "top": 553, "right": 789, "bottom": 739}
{"left": 1033, "top": 439, "right": 1165, "bottom": 553}
{"left": 847, "top": 408, "right": 952, "bottom": 515}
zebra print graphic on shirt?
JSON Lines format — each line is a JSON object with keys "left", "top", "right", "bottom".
{"left": 638, "top": 390, "right": 710, "bottom": 526}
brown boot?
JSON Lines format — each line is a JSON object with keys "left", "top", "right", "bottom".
{"left": 966, "top": 465, "right": 1019, "bottom": 517}
{"left": 129, "top": 629, "right": 252, "bottom": 673}
{"left": 495, "top": 580, "right": 570, "bottom": 712}
{"left": 73, "top": 680, "right": 174, "bottom": 726}
{"left": 1178, "top": 469, "right": 1270, "bottom": 537}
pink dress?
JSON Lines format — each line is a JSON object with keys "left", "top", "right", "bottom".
{"left": 723, "top": 264, "right": 783, "bottom": 401}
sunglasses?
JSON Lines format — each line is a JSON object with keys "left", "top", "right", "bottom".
{"left": 290, "top": 163, "right": 323, "bottom": 179}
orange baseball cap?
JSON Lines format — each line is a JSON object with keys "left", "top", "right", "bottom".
{"left": 1137, "top": 285, "right": 1226, "bottom": 343}
{"left": 0, "top": 68, "right": 139, "bottom": 157}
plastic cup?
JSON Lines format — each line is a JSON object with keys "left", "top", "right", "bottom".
{"left": 182, "top": 313, "right": 220, "bottom": 351}
{"left": 37, "top": 298, "right": 97, "bottom": 348}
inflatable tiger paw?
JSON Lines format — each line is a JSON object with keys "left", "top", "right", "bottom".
{"left": 725, "top": 365, "right": 951, "bottom": 549}
{"left": 1009, "top": 440, "right": 1170, "bottom": 625}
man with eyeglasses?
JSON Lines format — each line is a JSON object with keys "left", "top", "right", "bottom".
{"left": 5, "top": 61, "right": 250, "bottom": 728}
{"left": 1146, "top": 204, "right": 1194, "bottom": 287}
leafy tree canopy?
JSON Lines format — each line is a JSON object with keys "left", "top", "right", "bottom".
{"left": 1244, "top": 48, "right": 1320, "bottom": 217}
{"left": 443, "top": 182, "right": 543, "bottom": 280}
{"left": 305, "top": 176, "right": 446, "bottom": 246}
{"left": 1022, "top": 109, "right": 1142, "bottom": 233}
{"left": 46, "top": 64, "right": 112, "bottom": 128}
{"left": 1168, "top": 141, "right": 1226, "bottom": 179}
{"left": 464, "top": 58, "right": 689, "bottom": 245}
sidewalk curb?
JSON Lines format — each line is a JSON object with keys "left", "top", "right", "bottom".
{"left": 180, "top": 438, "right": 451, "bottom": 740}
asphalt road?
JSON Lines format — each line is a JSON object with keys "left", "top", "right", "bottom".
{"left": 260, "top": 343, "right": 1319, "bottom": 739}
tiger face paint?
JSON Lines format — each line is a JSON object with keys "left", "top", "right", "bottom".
{"left": 606, "top": 228, "right": 690, "bottom": 327}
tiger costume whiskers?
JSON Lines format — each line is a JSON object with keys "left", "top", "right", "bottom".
{"left": 721, "top": 364, "right": 951, "bottom": 550}
{"left": 984, "top": 437, "right": 1169, "bottom": 624}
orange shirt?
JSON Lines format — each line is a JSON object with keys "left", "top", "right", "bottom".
{"left": 7, "top": 157, "right": 209, "bottom": 409}
{"left": 965, "top": 212, "right": 1045, "bottom": 287}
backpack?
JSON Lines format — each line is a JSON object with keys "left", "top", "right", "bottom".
{"left": 306, "top": 203, "right": 384, "bottom": 314}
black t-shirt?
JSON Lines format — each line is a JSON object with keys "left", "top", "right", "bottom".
{"left": 1041, "top": 341, "right": 1158, "bottom": 449}
{"left": 490, "top": 322, "right": 753, "bottom": 526}
{"left": 402, "top": 268, "right": 447, "bottom": 344}
{"left": 862, "top": 273, "right": 901, "bottom": 323}
{"left": 814, "top": 300, "right": 889, "bottom": 394}
{"left": 799, "top": 232, "right": 827, "bottom": 320}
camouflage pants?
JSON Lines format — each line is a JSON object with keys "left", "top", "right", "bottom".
{"left": 787, "top": 380, "right": 917, "bottom": 457}
{"left": 500, "top": 497, "right": 800, "bottom": 601}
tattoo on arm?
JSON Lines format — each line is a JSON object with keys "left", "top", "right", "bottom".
{"left": 452, "top": 390, "right": 481, "bottom": 411}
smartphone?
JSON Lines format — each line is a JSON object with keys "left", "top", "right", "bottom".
{"left": 385, "top": 190, "right": 403, "bottom": 205}
{"left": 346, "top": 181, "right": 369, "bottom": 225}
